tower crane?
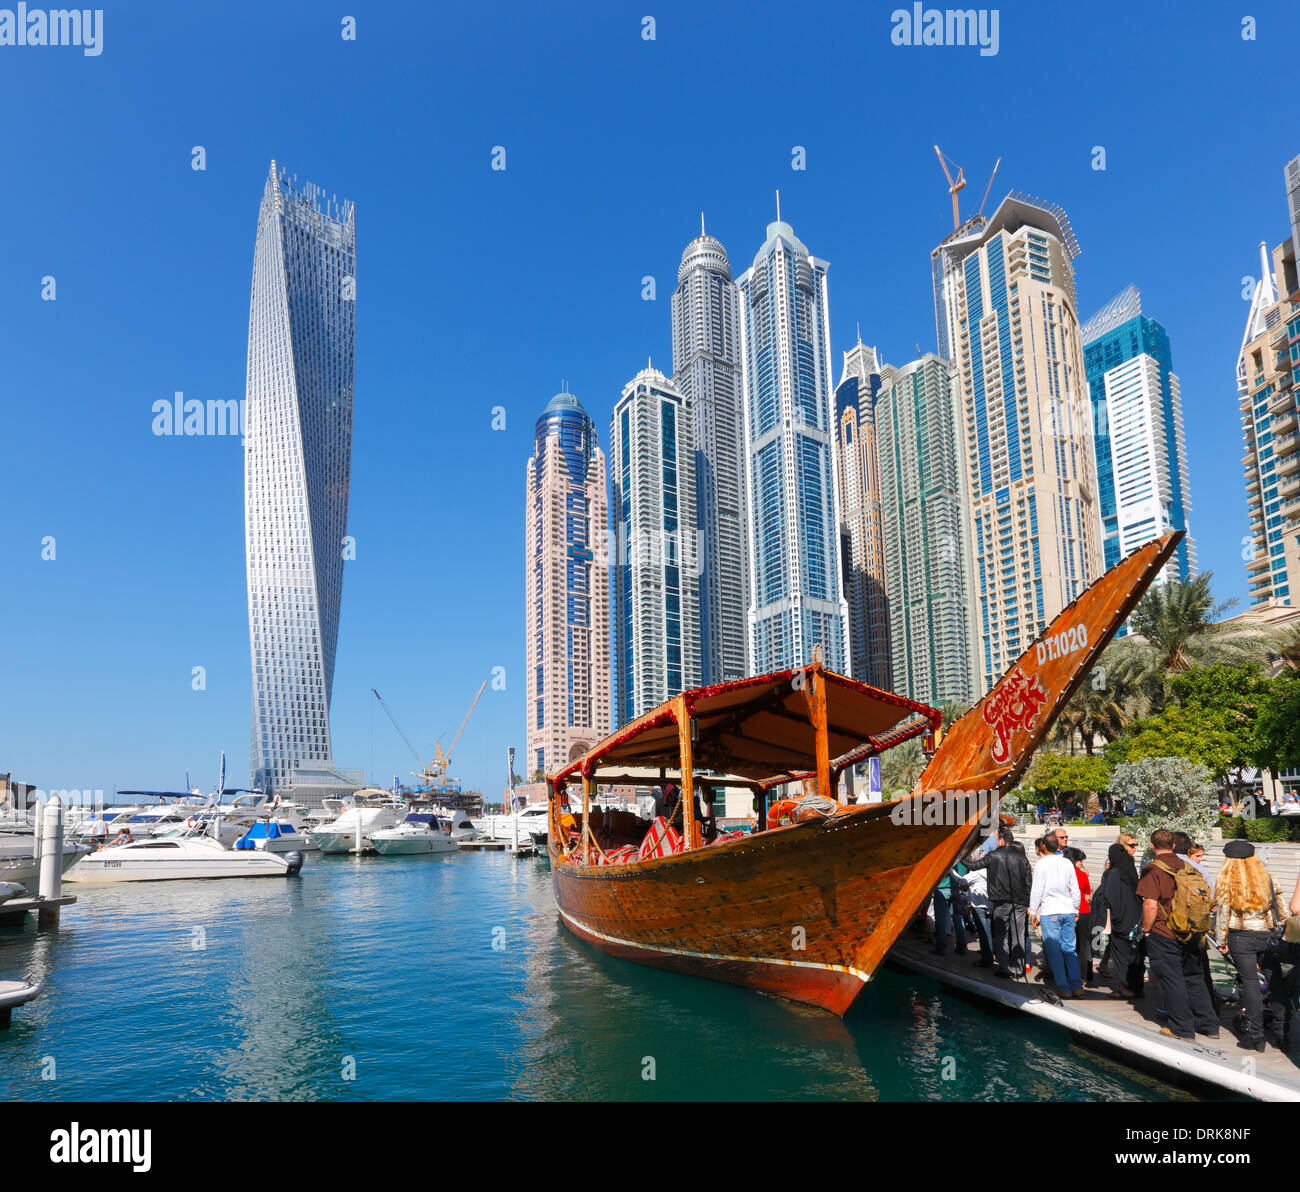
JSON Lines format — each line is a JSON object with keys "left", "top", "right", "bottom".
{"left": 441, "top": 679, "right": 487, "bottom": 767}
{"left": 935, "top": 146, "right": 1002, "bottom": 231}
{"left": 371, "top": 688, "right": 425, "bottom": 767}
{"left": 373, "top": 680, "right": 489, "bottom": 792}
{"left": 934, "top": 145, "right": 966, "bottom": 231}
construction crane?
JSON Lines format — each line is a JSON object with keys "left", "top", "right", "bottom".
{"left": 371, "top": 688, "right": 424, "bottom": 767}
{"left": 976, "top": 155, "right": 1002, "bottom": 220}
{"left": 442, "top": 679, "right": 487, "bottom": 767}
{"left": 934, "top": 145, "right": 967, "bottom": 231}
{"left": 935, "top": 146, "right": 1002, "bottom": 231}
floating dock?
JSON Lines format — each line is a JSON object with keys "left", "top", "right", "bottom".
{"left": 888, "top": 936, "right": 1300, "bottom": 1102}
{"left": 0, "top": 894, "right": 76, "bottom": 927}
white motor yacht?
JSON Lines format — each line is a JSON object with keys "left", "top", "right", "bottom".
{"left": 65, "top": 831, "right": 303, "bottom": 883}
{"left": 371, "top": 813, "right": 459, "bottom": 856}
{"left": 310, "top": 791, "right": 402, "bottom": 854}
{"left": 478, "top": 805, "right": 549, "bottom": 846}
{"left": 0, "top": 835, "right": 90, "bottom": 888}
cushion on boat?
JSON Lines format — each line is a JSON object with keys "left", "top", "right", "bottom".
{"left": 638, "top": 816, "right": 682, "bottom": 860}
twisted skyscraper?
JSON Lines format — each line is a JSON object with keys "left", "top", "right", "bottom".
{"left": 245, "top": 162, "right": 356, "bottom": 793}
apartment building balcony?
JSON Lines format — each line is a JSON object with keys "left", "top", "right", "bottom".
{"left": 1247, "top": 551, "right": 1271, "bottom": 572}
{"left": 1269, "top": 386, "right": 1293, "bottom": 413}
{"left": 1279, "top": 470, "right": 1300, "bottom": 497}
{"left": 1274, "top": 408, "right": 1298, "bottom": 435}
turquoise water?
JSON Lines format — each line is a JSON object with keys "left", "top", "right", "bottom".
{"left": 0, "top": 852, "right": 1193, "bottom": 1101}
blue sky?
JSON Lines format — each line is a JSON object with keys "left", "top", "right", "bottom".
{"left": 0, "top": 0, "right": 1294, "bottom": 802}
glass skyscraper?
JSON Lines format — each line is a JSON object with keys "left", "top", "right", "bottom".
{"left": 525, "top": 389, "right": 610, "bottom": 777}
{"left": 1081, "top": 285, "right": 1193, "bottom": 585}
{"left": 1239, "top": 233, "right": 1300, "bottom": 608}
{"left": 875, "top": 354, "right": 972, "bottom": 706}
{"left": 834, "top": 337, "right": 891, "bottom": 688}
{"left": 245, "top": 162, "right": 356, "bottom": 794}
{"left": 949, "top": 192, "right": 1102, "bottom": 695}
{"left": 736, "top": 210, "right": 849, "bottom": 674}
{"left": 671, "top": 223, "right": 747, "bottom": 686}
{"left": 610, "top": 366, "right": 701, "bottom": 723}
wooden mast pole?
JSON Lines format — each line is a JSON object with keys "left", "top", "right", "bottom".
{"left": 676, "top": 693, "right": 696, "bottom": 850}
{"left": 582, "top": 771, "right": 593, "bottom": 865}
{"left": 811, "top": 661, "right": 831, "bottom": 800}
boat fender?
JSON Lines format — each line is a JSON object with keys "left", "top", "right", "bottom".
{"left": 766, "top": 798, "right": 799, "bottom": 829}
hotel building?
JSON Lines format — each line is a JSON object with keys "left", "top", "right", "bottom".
{"left": 525, "top": 389, "right": 611, "bottom": 777}
{"left": 947, "top": 192, "right": 1102, "bottom": 695}
{"left": 610, "top": 366, "right": 701, "bottom": 723}
{"left": 736, "top": 208, "right": 850, "bottom": 674}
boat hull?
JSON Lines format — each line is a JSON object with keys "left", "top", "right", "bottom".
{"left": 551, "top": 796, "right": 980, "bottom": 1016}
{"left": 372, "top": 835, "right": 458, "bottom": 855}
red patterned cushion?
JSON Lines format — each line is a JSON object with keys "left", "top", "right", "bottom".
{"left": 638, "top": 816, "right": 683, "bottom": 860}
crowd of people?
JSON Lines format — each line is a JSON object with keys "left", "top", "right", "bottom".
{"left": 925, "top": 823, "right": 1300, "bottom": 1052}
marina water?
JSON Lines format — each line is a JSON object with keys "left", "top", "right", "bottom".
{"left": 0, "top": 852, "right": 1204, "bottom": 1101}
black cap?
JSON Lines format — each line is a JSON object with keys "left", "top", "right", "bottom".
{"left": 1223, "top": 839, "right": 1255, "bottom": 859}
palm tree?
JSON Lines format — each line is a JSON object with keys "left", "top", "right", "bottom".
{"left": 1051, "top": 645, "right": 1145, "bottom": 754}
{"left": 1125, "top": 573, "right": 1273, "bottom": 710}
{"left": 939, "top": 701, "right": 971, "bottom": 731}
{"left": 880, "top": 738, "right": 925, "bottom": 795}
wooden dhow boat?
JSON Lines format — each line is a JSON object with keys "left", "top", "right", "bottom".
{"left": 547, "top": 532, "right": 1181, "bottom": 1015}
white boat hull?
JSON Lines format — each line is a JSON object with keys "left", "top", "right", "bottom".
{"left": 65, "top": 837, "right": 297, "bottom": 883}
{"left": 371, "top": 834, "right": 458, "bottom": 856}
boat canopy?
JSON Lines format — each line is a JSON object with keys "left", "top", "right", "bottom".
{"left": 553, "top": 665, "right": 940, "bottom": 793}
{"left": 402, "top": 813, "right": 435, "bottom": 825}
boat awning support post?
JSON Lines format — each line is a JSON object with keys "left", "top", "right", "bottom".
{"left": 675, "top": 694, "right": 696, "bottom": 850}
{"left": 802, "top": 661, "right": 831, "bottom": 801}
{"left": 581, "top": 773, "right": 593, "bottom": 865}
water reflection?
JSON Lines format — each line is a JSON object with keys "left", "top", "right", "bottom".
{"left": 0, "top": 855, "right": 1196, "bottom": 1101}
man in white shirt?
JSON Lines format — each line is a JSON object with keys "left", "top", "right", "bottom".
{"left": 1029, "top": 831, "right": 1083, "bottom": 997}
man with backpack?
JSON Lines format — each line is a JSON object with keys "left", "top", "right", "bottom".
{"left": 1135, "top": 828, "right": 1219, "bottom": 1042}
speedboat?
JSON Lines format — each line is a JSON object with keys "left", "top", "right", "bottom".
{"left": 65, "top": 833, "right": 303, "bottom": 883}
{"left": 0, "top": 973, "right": 42, "bottom": 1028}
{"left": 371, "top": 813, "right": 459, "bottom": 856}
{"left": 310, "top": 793, "right": 402, "bottom": 854}
{"left": 443, "top": 809, "right": 480, "bottom": 842}
{"left": 0, "top": 834, "right": 90, "bottom": 888}
{"left": 232, "top": 818, "right": 314, "bottom": 855}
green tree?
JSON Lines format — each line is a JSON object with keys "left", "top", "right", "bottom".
{"left": 1131, "top": 664, "right": 1267, "bottom": 789}
{"left": 880, "top": 738, "right": 925, "bottom": 796}
{"left": 1255, "top": 670, "right": 1300, "bottom": 773}
{"left": 1119, "top": 705, "right": 1244, "bottom": 783}
{"left": 1052, "top": 645, "right": 1146, "bottom": 754}
{"left": 1122, "top": 574, "right": 1273, "bottom": 712}
{"left": 1106, "top": 756, "right": 1218, "bottom": 843}
{"left": 939, "top": 701, "right": 971, "bottom": 731}
{"left": 1024, "top": 751, "right": 1112, "bottom": 812}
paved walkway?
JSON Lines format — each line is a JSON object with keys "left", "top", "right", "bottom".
{"left": 889, "top": 934, "right": 1300, "bottom": 1101}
